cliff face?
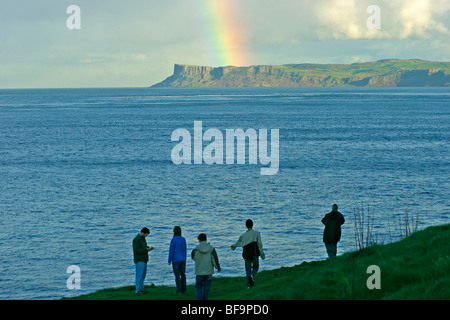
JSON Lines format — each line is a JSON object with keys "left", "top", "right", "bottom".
{"left": 151, "top": 60, "right": 450, "bottom": 87}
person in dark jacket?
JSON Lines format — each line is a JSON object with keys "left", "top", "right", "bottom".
{"left": 132, "top": 227, "right": 154, "bottom": 294}
{"left": 321, "top": 204, "right": 345, "bottom": 258}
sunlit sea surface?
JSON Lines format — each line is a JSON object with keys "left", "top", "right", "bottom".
{"left": 0, "top": 87, "right": 448, "bottom": 299}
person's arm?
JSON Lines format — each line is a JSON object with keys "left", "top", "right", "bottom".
{"left": 321, "top": 214, "right": 328, "bottom": 225}
{"left": 257, "top": 233, "right": 265, "bottom": 260}
{"left": 211, "top": 249, "right": 221, "bottom": 272}
{"left": 231, "top": 235, "right": 243, "bottom": 250}
{"left": 183, "top": 238, "right": 187, "bottom": 260}
{"left": 168, "top": 238, "right": 175, "bottom": 264}
{"left": 191, "top": 248, "right": 196, "bottom": 260}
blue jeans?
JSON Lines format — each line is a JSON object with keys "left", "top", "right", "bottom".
{"left": 245, "top": 257, "right": 259, "bottom": 287}
{"left": 172, "top": 261, "right": 187, "bottom": 293}
{"left": 195, "top": 275, "right": 212, "bottom": 300}
{"left": 135, "top": 261, "right": 147, "bottom": 293}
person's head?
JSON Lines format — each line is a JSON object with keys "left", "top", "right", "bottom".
{"left": 197, "top": 233, "right": 207, "bottom": 242}
{"left": 140, "top": 227, "right": 150, "bottom": 237}
{"left": 332, "top": 204, "right": 338, "bottom": 212}
{"left": 246, "top": 219, "right": 253, "bottom": 229}
{"left": 173, "top": 225, "right": 182, "bottom": 236}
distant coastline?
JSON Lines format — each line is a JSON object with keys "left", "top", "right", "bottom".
{"left": 151, "top": 59, "right": 450, "bottom": 88}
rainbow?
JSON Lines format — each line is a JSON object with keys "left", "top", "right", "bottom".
{"left": 199, "top": 0, "right": 248, "bottom": 67}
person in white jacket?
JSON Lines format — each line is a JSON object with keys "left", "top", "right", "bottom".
{"left": 191, "top": 233, "right": 221, "bottom": 300}
{"left": 231, "top": 219, "right": 265, "bottom": 288}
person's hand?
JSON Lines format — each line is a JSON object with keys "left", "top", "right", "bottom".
{"left": 231, "top": 245, "right": 236, "bottom": 250}
{"left": 147, "top": 246, "right": 154, "bottom": 251}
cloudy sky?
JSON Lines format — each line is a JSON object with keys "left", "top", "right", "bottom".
{"left": 1, "top": 0, "right": 449, "bottom": 88}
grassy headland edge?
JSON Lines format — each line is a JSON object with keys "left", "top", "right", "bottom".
{"left": 63, "top": 223, "right": 449, "bottom": 300}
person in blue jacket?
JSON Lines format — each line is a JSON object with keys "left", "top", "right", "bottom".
{"left": 168, "top": 225, "right": 187, "bottom": 294}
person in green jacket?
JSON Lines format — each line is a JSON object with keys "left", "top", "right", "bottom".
{"left": 321, "top": 204, "right": 345, "bottom": 258}
{"left": 132, "top": 227, "right": 154, "bottom": 294}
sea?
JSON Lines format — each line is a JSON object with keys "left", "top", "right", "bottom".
{"left": 0, "top": 87, "right": 448, "bottom": 299}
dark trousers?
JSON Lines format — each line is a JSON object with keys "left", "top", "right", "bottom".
{"left": 244, "top": 256, "right": 259, "bottom": 286}
{"left": 195, "top": 275, "right": 212, "bottom": 300}
{"left": 172, "top": 261, "right": 186, "bottom": 293}
{"left": 325, "top": 242, "right": 337, "bottom": 258}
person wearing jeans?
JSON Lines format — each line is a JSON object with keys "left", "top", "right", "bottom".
{"left": 132, "top": 227, "right": 154, "bottom": 294}
{"left": 195, "top": 275, "right": 213, "bottom": 300}
{"left": 245, "top": 256, "right": 259, "bottom": 287}
{"left": 191, "top": 233, "right": 221, "bottom": 300}
{"left": 231, "top": 219, "right": 265, "bottom": 288}
{"left": 168, "top": 226, "right": 187, "bottom": 294}
{"left": 135, "top": 261, "right": 147, "bottom": 294}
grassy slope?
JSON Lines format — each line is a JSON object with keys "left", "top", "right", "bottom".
{"left": 64, "top": 223, "right": 449, "bottom": 300}
{"left": 213, "top": 59, "right": 450, "bottom": 87}
{"left": 282, "top": 59, "right": 450, "bottom": 77}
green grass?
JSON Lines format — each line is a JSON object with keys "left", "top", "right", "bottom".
{"left": 153, "top": 59, "right": 450, "bottom": 87}
{"left": 283, "top": 59, "right": 450, "bottom": 77}
{"left": 63, "top": 223, "right": 449, "bottom": 300}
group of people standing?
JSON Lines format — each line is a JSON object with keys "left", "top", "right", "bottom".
{"left": 132, "top": 204, "right": 344, "bottom": 300}
{"left": 132, "top": 219, "right": 265, "bottom": 300}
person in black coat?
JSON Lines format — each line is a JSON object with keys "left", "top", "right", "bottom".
{"left": 321, "top": 204, "right": 345, "bottom": 258}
